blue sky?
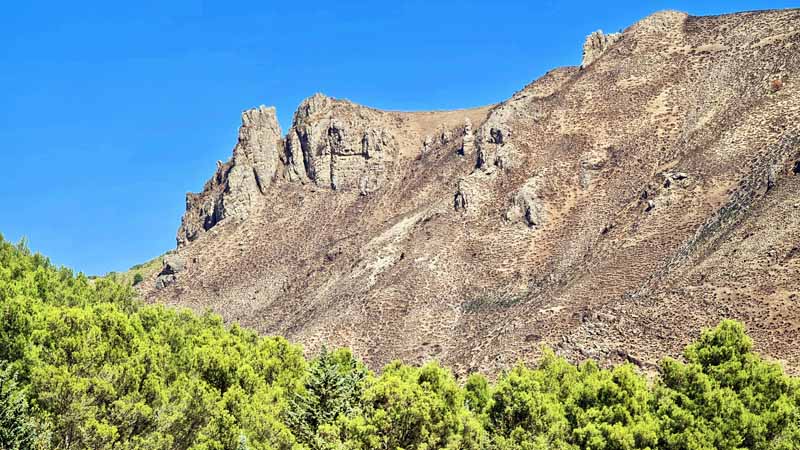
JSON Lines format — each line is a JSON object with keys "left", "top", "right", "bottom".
{"left": 1, "top": 0, "right": 796, "bottom": 275}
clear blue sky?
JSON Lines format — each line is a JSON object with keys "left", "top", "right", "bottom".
{"left": 1, "top": 0, "right": 796, "bottom": 275}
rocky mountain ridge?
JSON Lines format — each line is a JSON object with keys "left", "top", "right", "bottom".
{"left": 143, "top": 9, "right": 800, "bottom": 375}
{"left": 177, "top": 93, "right": 494, "bottom": 247}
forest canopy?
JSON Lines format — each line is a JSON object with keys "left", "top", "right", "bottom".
{"left": 0, "top": 235, "right": 798, "bottom": 450}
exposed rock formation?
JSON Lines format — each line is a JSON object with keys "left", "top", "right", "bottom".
{"left": 155, "top": 254, "right": 187, "bottom": 289}
{"left": 581, "top": 30, "right": 621, "bottom": 68}
{"left": 177, "top": 106, "right": 282, "bottom": 245}
{"left": 145, "top": 9, "right": 800, "bottom": 376}
{"left": 505, "top": 176, "right": 547, "bottom": 227}
{"left": 460, "top": 118, "right": 474, "bottom": 156}
{"left": 283, "top": 94, "right": 397, "bottom": 192}
{"left": 178, "top": 95, "right": 413, "bottom": 245}
{"left": 580, "top": 149, "right": 610, "bottom": 188}
{"left": 454, "top": 170, "right": 496, "bottom": 215}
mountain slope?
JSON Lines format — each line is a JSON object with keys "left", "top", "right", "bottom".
{"left": 141, "top": 9, "right": 800, "bottom": 374}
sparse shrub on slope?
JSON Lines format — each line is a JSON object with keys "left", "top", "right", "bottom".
{"left": 770, "top": 78, "right": 784, "bottom": 93}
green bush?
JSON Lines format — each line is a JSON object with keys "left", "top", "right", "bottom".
{"left": 0, "top": 363, "right": 39, "bottom": 450}
{"left": 132, "top": 272, "right": 144, "bottom": 286}
{"left": 0, "top": 235, "right": 305, "bottom": 449}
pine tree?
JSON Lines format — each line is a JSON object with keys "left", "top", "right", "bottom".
{"left": 286, "top": 347, "right": 367, "bottom": 448}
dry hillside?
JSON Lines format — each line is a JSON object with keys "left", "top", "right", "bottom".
{"left": 141, "top": 9, "right": 800, "bottom": 375}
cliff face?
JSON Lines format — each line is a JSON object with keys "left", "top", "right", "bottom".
{"left": 178, "top": 106, "right": 282, "bottom": 245}
{"left": 177, "top": 94, "right": 461, "bottom": 246}
{"left": 146, "top": 9, "right": 800, "bottom": 374}
{"left": 283, "top": 93, "right": 397, "bottom": 192}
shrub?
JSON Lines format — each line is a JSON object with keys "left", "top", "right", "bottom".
{"left": 132, "top": 272, "right": 144, "bottom": 286}
{"left": 0, "top": 363, "right": 38, "bottom": 450}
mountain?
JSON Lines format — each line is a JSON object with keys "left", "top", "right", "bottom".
{"left": 139, "top": 8, "right": 800, "bottom": 374}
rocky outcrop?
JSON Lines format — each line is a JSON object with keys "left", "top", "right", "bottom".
{"left": 505, "top": 177, "right": 546, "bottom": 227}
{"left": 581, "top": 30, "right": 621, "bottom": 68}
{"left": 224, "top": 106, "right": 283, "bottom": 218}
{"left": 474, "top": 85, "right": 533, "bottom": 171}
{"left": 476, "top": 124, "right": 517, "bottom": 170}
{"left": 283, "top": 94, "right": 396, "bottom": 192}
{"left": 177, "top": 107, "right": 282, "bottom": 246}
{"left": 662, "top": 171, "right": 689, "bottom": 188}
{"left": 640, "top": 134, "right": 800, "bottom": 296}
{"left": 453, "top": 179, "right": 469, "bottom": 211}
{"left": 580, "top": 149, "right": 610, "bottom": 188}
{"left": 178, "top": 95, "right": 401, "bottom": 245}
{"left": 460, "top": 118, "right": 474, "bottom": 156}
{"left": 237, "top": 106, "right": 283, "bottom": 193}
{"left": 454, "top": 170, "right": 496, "bottom": 214}
{"left": 155, "top": 254, "right": 187, "bottom": 289}
{"left": 178, "top": 164, "right": 227, "bottom": 246}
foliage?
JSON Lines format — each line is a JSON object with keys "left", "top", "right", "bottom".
{"left": 0, "top": 234, "right": 798, "bottom": 449}
{"left": 0, "top": 235, "right": 305, "bottom": 449}
{"left": 655, "top": 320, "right": 800, "bottom": 450}
{"left": 132, "top": 272, "right": 144, "bottom": 286}
{"left": 0, "top": 362, "right": 40, "bottom": 450}
{"left": 338, "top": 361, "right": 486, "bottom": 449}
{"left": 285, "top": 347, "right": 368, "bottom": 449}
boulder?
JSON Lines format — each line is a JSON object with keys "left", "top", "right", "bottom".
{"left": 155, "top": 274, "right": 176, "bottom": 289}
{"left": 662, "top": 171, "right": 689, "bottom": 188}
{"left": 155, "top": 255, "right": 187, "bottom": 289}
{"left": 161, "top": 254, "right": 187, "bottom": 275}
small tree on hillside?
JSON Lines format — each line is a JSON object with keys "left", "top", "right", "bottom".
{"left": 285, "top": 347, "right": 368, "bottom": 448}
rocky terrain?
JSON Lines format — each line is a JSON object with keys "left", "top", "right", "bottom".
{"left": 141, "top": 9, "right": 800, "bottom": 375}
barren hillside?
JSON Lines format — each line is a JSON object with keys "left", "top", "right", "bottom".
{"left": 141, "top": 9, "right": 800, "bottom": 374}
